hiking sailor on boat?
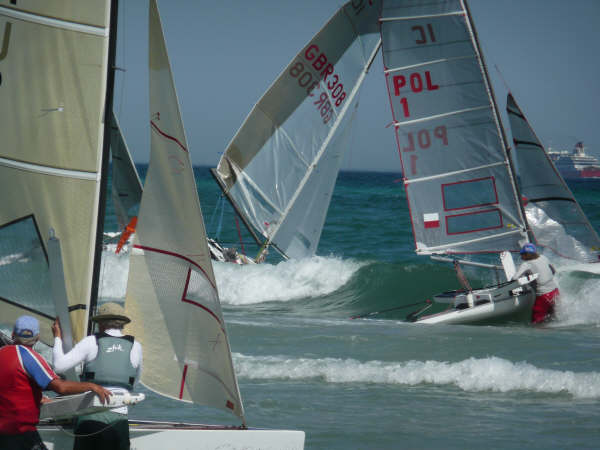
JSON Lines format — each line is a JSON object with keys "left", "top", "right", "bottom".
{"left": 512, "top": 243, "right": 560, "bottom": 324}
{"left": 52, "top": 302, "right": 143, "bottom": 450}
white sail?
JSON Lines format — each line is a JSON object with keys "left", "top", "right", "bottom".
{"left": 124, "top": 0, "right": 244, "bottom": 420}
{"left": 0, "top": 1, "right": 113, "bottom": 342}
{"left": 506, "top": 93, "right": 600, "bottom": 263}
{"left": 380, "top": 0, "right": 528, "bottom": 256}
{"left": 213, "top": 0, "right": 382, "bottom": 260}
{"left": 110, "top": 110, "right": 142, "bottom": 229}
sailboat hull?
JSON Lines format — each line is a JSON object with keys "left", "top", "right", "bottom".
{"left": 415, "top": 280, "right": 535, "bottom": 325}
{"left": 39, "top": 422, "right": 305, "bottom": 449}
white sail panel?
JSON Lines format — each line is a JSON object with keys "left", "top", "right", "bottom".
{"left": 110, "top": 111, "right": 142, "bottom": 229}
{"left": 380, "top": 0, "right": 527, "bottom": 255}
{"left": 506, "top": 93, "right": 600, "bottom": 262}
{"left": 124, "top": 0, "right": 243, "bottom": 419}
{"left": 0, "top": 2, "right": 111, "bottom": 342}
{"left": 215, "top": 0, "right": 382, "bottom": 259}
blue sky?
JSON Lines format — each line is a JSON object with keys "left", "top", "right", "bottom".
{"left": 114, "top": 0, "right": 600, "bottom": 172}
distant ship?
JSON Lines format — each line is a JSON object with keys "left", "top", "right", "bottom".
{"left": 548, "top": 141, "right": 600, "bottom": 180}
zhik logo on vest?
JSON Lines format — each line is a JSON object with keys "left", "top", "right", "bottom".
{"left": 106, "top": 344, "right": 124, "bottom": 353}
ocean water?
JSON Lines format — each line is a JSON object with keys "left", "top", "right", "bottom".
{"left": 98, "top": 168, "right": 600, "bottom": 449}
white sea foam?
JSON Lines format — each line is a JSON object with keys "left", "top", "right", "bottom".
{"left": 98, "top": 247, "right": 365, "bottom": 305}
{"left": 553, "top": 269, "right": 600, "bottom": 326}
{"left": 98, "top": 244, "right": 131, "bottom": 300}
{"left": 233, "top": 353, "right": 600, "bottom": 398}
{"left": 214, "top": 255, "right": 366, "bottom": 305}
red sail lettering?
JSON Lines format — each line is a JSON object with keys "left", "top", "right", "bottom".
{"left": 312, "top": 53, "right": 327, "bottom": 71}
{"left": 425, "top": 71, "right": 439, "bottom": 90}
{"left": 402, "top": 133, "right": 415, "bottom": 152}
{"left": 434, "top": 126, "right": 448, "bottom": 145}
{"left": 393, "top": 75, "right": 406, "bottom": 96}
{"left": 305, "top": 44, "right": 318, "bottom": 61}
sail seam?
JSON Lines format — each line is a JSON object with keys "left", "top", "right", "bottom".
{"left": 418, "top": 229, "right": 525, "bottom": 254}
{"left": 385, "top": 54, "right": 474, "bottom": 73}
{"left": 0, "top": 7, "right": 108, "bottom": 36}
{"left": 394, "top": 105, "right": 490, "bottom": 127}
{"left": 0, "top": 157, "right": 99, "bottom": 180}
{"left": 405, "top": 161, "right": 507, "bottom": 184}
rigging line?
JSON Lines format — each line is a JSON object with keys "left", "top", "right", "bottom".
{"left": 350, "top": 300, "right": 432, "bottom": 319}
{"left": 216, "top": 194, "right": 225, "bottom": 240}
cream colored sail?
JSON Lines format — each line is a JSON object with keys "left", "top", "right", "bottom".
{"left": 0, "top": 1, "right": 112, "bottom": 342}
{"left": 124, "top": 0, "right": 244, "bottom": 420}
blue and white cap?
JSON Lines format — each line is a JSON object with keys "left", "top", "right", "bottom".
{"left": 13, "top": 315, "right": 40, "bottom": 338}
{"left": 520, "top": 243, "right": 537, "bottom": 255}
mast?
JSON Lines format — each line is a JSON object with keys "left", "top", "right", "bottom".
{"left": 461, "top": 0, "right": 533, "bottom": 244}
{"left": 88, "top": 0, "right": 119, "bottom": 335}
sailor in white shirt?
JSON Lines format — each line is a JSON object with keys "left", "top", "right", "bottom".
{"left": 512, "top": 243, "right": 560, "bottom": 323}
{"left": 52, "top": 302, "right": 142, "bottom": 450}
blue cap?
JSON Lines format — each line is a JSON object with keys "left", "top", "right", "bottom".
{"left": 13, "top": 315, "right": 40, "bottom": 338}
{"left": 520, "top": 243, "right": 537, "bottom": 255}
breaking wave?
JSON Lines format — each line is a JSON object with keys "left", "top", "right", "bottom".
{"left": 233, "top": 353, "right": 600, "bottom": 399}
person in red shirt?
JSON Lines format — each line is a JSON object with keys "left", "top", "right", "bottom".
{"left": 0, "top": 315, "right": 111, "bottom": 450}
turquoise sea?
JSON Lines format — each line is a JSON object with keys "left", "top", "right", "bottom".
{"left": 98, "top": 168, "right": 600, "bottom": 449}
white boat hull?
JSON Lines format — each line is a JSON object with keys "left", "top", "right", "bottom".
{"left": 415, "top": 279, "right": 536, "bottom": 325}
{"left": 39, "top": 422, "right": 305, "bottom": 450}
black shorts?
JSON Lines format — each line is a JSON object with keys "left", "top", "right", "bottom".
{"left": 73, "top": 418, "right": 129, "bottom": 450}
{"left": 0, "top": 430, "right": 48, "bottom": 450}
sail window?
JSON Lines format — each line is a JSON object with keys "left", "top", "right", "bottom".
{"left": 0, "top": 216, "right": 54, "bottom": 324}
{"left": 442, "top": 177, "right": 498, "bottom": 211}
{"left": 445, "top": 209, "right": 503, "bottom": 235}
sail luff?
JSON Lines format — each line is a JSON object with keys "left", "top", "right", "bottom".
{"left": 88, "top": 0, "right": 119, "bottom": 336}
{"left": 460, "top": 0, "right": 532, "bottom": 243}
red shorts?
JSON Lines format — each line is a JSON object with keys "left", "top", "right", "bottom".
{"left": 531, "top": 288, "right": 559, "bottom": 324}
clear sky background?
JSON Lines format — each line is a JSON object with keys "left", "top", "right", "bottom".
{"left": 113, "top": 0, "right": 600, "bottom": 172}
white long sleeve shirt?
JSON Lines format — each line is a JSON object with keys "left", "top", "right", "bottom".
{"left": 53, "top": 328, "right": 143, "bottom": 414}
{"left": 512, "top": 254, "right": 558, "bottom": 295}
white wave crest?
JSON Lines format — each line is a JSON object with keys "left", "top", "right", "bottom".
{"left": 214, "top": 255, "right": 365, "bottom": 305}
{"left": 98, "top": 248, "right": 364, "bottom": 305}
{"left": 233, "top": 353, "right": 600, "bottom": 398}
{"left": 553, "top": 269, "right": 600, "bottom": 326}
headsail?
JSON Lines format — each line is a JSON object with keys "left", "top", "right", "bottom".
{"left": 380, "top": 0, "right": 528, "bottom": 255}
{"left": 0, "top": 1, "right": 114, "bottom": 342}
{"left": 506, "top": 93, "right": 600, "bottom": 262}
{"left": 110, "top": 110, "right": 142, "bottom": 229}
{"left": 124, "top": 0, "right": 244, "bottom": 420}
{"left": 213, "top": 1, "right": 382, "bottom": 259}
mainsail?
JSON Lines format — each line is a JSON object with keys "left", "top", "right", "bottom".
{"left": 213, "top": 0, "right": 382, "bottom": 260}
{"left": 0, "top": 1, "right": 114, "bottom": 343}
{"left": 380, "top": 0, "right": 529, "bottom": 255}
{"left": 110, "top": 110, "right": 142, "bottom": 229}
{"left": 124, "top": 0, "right": 244, "bottom": 420}
{"left": 506, "top": 93, "right": 600, "bottom": 262}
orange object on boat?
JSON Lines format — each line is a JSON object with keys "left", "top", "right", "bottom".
{"left": 116, "top": 216, "right": 137, "bottom": 254}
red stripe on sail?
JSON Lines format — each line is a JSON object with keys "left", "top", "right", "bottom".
{"left": 179, "top": 364, "right": 188, "bottom": 399}
{"left": 181, "top": 268, "right": 224, "bottom": 330}
{"left": 150, "top": 120, "right": 188, "bottom": 153}
{"left": 424, "top": 220, "right": 440, "bottom": 229}
{"left": 226, "top": 400, "right": 235, "bottom": 410}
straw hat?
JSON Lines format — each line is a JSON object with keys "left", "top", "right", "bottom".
{"left": 91, "top": 302, "right": 131, "bottom": 324}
